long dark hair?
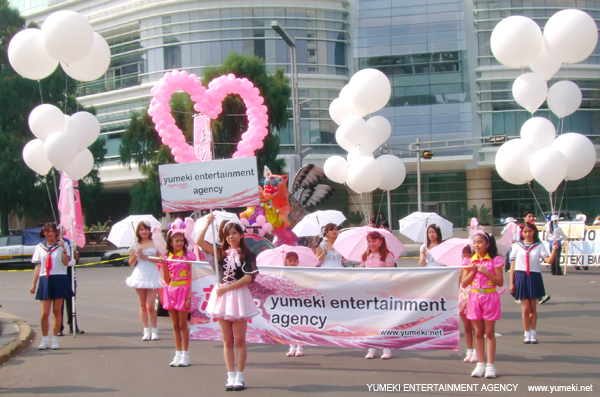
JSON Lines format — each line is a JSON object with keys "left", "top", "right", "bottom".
{"left": 521, "top": 222, "right": 541, "bottom": 244}
{"left": 218, "top": 222, "right": 250, "bottom": 262}
{"left": 39, "top": 222, "right": 58, "bottom": 239}
{"left": 473, "top": 231, "right": 498, "bottom": 258}
{"left": 313, "top": 223, "right": 338, "bottom": 249}
{"left": 426, "top": 224, "right": 442, "bottom": 248}
{"left": 361, "top": 231, "right": 390, "bottom": 262}
{"left": 166, "top": 232, "right": 188, "bottom": 255}
{"left": 135, "top": 221, "right": 151, "bottom": 243}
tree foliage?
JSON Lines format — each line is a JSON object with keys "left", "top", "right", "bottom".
{"left": 0, "top": 1, "right": 105, "bottom": 234}
{"left": 120, "top": 53, "right": 291, "bottom": 218}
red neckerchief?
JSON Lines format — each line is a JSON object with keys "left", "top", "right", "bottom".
{"left": 40, "top": 243, "right": 60, "bottom": 278}
{"left": 517, "top": 242, "right": 540, "bottom": 275}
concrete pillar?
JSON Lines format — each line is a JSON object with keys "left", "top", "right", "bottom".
{"left": 466, "top": 168, "right": 493, "bottom": 227}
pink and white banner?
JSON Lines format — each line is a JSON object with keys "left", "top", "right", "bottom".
{"left": 58, "top": 172, "right": 85, "bottom": 248}
{"left": 190, "top": 265, "right": 459, "bottom": 350}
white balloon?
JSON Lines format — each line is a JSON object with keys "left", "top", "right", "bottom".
{"left": 346, "top": 156, "right": 383, "bottom": 193}
{"left": 490, "top": 16, "right": 543, "bottom": 68}
{"left": 530, "top": 147, "right": 568, "bottom": 192}
{"left": 335, "top": 127, "right": 356, "bottom": 152}
{"left": 329, "top": 97, "right": 367, "bottom": 126}
{"left": 360, "top": 116, "right": 392, "bottom": 152}
{"left": 61, "top": 33, "right": 111, "bottom": 81}
{"left": 28, "top": 104, "right": 65, "bottom": 142}
{"left": 546, "top": 80, "right": 582, "bottom": 118}
{"left": 41, "top": 10, "right": 94, "bottom": 64}
{"left": 66, "top": 111, "right": 100, "bottom": 150}
{"left": 552, "top": 133, "right": 597, "bottom": 181}
{"left": 528, "top": 44, "right": 562, "bottom": 81}
{"left": 495, "top": 139, "right": 537, "bottom": 185}
{"left": 347, "top": 146, "right": 374, "bottom": 164}
{"left": 520, "top": 117, "right": 556, "bottom": 149}
{"left": 324, "top": 155, "right": 349, "bottom": 184}
{"left": 22, "top": 139, "right": 53, "bottom": 175}
{"left": 512, "top": 73, "right": 547, "bottom": 113}
{"left": 349, "top": 68, "right": 392, "bottom": 114}
{"left": 338, "top": 116, "right": 368, "bottom": 147}
{"left": 7, "top": 29, "right": 58, "bottom": 80}
{"left": 43, "top": 131, "right": 79, "bottom": 171}
{"left": 543, "top": 9, "right": 599, "bottom": 64}
{"left": 376, "top": 155, "right": 406, "bottom": 191}
{"left": 65, "top": 149, "right": 94, "bottom": 181}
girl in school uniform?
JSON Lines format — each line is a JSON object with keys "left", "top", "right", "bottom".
{"left": 510, "top": 222, "right": 559, "bottom": 344}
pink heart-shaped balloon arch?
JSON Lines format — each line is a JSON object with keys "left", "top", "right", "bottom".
{"left": 148, "top": 70, "right": 269, "bottom": 163}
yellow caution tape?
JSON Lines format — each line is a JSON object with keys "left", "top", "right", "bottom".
{"left": 0, "top": 256, "right": 128, "bottom": 272}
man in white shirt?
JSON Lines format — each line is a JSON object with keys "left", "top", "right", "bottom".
{"left": 544, "top": 215, "right": 568, "bottom": 276}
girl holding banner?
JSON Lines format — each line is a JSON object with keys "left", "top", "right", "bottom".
{"left": 461, "top": 231, "right": 504, "bottom": 379}
{"left": 197, "top": 214, "right": 259, "bottom": 391}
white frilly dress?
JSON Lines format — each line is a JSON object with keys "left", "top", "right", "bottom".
{"left": 206, "top": 248, "right": 259, "bottom": 321}
{"left": 125, "top": 243, "right": 163, "bottom": 290}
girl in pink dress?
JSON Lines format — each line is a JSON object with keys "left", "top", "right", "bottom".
{"left": 461, "top": 231, "right": 504, "bottom": 379}
{"left": 161, "top": 220, "right": 196, "bottom": 367}
{"left": 360, "top": 231, "right": 395, "bottom": 360}
{"left": 458, "top": 245, "right": 476, "bottom": 363}
{"left": 196, "top": 214, "right": 259, "bottom": 391}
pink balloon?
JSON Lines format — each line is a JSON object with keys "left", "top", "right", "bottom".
{"left": 262, "top": 223, "right": 273, "bottom": 233}
{"left": 240, "top": 218, "right": 250, "bottom": 226}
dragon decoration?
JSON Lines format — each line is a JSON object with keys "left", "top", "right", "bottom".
{"left": 240, "top": 164, "right": 335, "bottom": 246}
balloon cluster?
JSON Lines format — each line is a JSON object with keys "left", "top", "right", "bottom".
{"left": 8, "top": 10, "right": 111, "bottom": 82}
{"left": 324, "top": 68, "right": 406, "bottom": 193}
{"left": 148, "top": 71, "right": 269, "bottom": 163}
{"left": 492, "top": 9, "right": 598, "bottom": 193}
{"left": 491, "top": 10, "right": 598, "bottom": 116}
{"left": 240, "top": 216, "right": 273, "bottom": 237}
{"left": 22, "top": 106, "right": 99, "bottom": 180}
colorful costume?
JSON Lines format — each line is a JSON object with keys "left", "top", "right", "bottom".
{"left": 32, "top": 241, "right": 74, "bottom": 301}
{"left": 206, "top": 248, "right": 259, "bottom": 321}
{"left": 509, "top": 242, "right": 548, "bottom": 300}
{"left": 361, "top": 251, "right": 396, "bottom": 267}
{"left": 162, "top": 250, "right": 196, "bottom": 311}
{"left": 462, "top": 253, "right": 503, "bottom": 321}
{"left": 126, "top": 242, "right": 162, "bottom": 290}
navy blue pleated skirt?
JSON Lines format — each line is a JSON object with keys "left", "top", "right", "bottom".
{"left": 36, "top": 274, "right": 74, "bottom": 301}
{"left": 512, "top": 270, "right": 546, "bottom": 300}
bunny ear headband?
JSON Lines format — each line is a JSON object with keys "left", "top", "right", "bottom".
{"left": 223, "top": 220, "right": 246, "bottom": 232}
{"left": 167, "top": 217, "right": 195, "bottom": 247}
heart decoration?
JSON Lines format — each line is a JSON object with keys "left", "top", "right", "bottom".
{"left": 148, "top": 70, "right": 269, "bottom": 163}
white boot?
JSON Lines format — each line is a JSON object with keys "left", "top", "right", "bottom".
{"left": 142, "top": 327, "right": 151, "bottom": 341}
{"left": 179, "top": 351, "right": 190, "bottom": 367}
{"left": 169, "top": 351, "right": 182, "bottom": 367}
{"left": 151, "top": 328, "right": 159, "bottom": 340}
{"left": 38, "top": 336, "right": 49, "bottom": 350}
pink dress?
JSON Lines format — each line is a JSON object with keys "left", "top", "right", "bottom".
{"left": 361, "top": 252, "right": 396, "bottom": 267}
{"left": 462, "top": 253, "right": 503, "bottom": 321}
{"left": 162, "top": 250, "right": 196, "bottom": 311}
{"left": 206, "top": 248, "right": 259, "bottom": 321}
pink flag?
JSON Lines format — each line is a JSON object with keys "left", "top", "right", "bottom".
{"left": 193, "top": 114, "right": 212, "bottom": 161}
{"left": 58, "top": 172, "right": 86, "bottom": 247}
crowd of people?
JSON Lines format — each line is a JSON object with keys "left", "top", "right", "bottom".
{"left": 28, "top": 209, "right": 565, "bottom": 388}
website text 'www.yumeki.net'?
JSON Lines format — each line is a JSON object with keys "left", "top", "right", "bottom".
{"left": 379, "top": 329, "right": 444, "bottom": 337}
{"left": 528, "top": 384, "right": 594, "bottom": 393}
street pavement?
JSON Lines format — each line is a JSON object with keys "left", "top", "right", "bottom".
{"left": 0, "top": 263, "right": 599, "bottom": 396}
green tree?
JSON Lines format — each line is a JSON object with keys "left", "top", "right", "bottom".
{"left": 120, "top": 52, "right": 291, "bottom": 218}
{"left": 0, "top": 1, "right": 105, "bottom": 234}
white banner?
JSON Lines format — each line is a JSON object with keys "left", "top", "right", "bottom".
{"left": 565, "top": 241, "right": 600, "bottom": 267}
{"left": 158, "top": 157, "right": 260, "bottom": 212}
{"left": 189, "top": 264, "right": 459, "bottom": 350}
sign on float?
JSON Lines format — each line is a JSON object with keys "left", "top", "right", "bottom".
{"left": 159, "top": 156, "right": 260, "bottom": 212}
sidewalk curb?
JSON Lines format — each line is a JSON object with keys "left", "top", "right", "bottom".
{"left": 0, "top": 312, "right": 33, "bottom": 366}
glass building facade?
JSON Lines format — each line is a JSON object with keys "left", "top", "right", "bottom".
{"left": 11, "top": 0, "right": 600, "bottom": 225}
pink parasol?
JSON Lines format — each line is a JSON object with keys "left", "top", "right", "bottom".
{"left": 332, "top": 226, "right": 404, "bottom": 262}
{"left": 428, "top": 238, "right": 472, "bottom": 267}
{"left": 256, "top": 244, "right": 319, "bottom": 267}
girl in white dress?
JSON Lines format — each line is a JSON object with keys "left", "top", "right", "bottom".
{"left": 419, "top": 224, "right": 444, "bottom": 267}
{"left": 126, "top": 221, "right": 164, "bottom": 341}
{"left": 315, "top": 223, "right": 345, "bottom": 267}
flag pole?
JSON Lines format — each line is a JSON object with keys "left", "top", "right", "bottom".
{"left": 67, "top": 176, "right": 78, "bottom": 338}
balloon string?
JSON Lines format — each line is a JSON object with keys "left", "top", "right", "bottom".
{"left": 376, "top": 191, "right": 385, "bottom": 224}
{"left": 527, "top": 182, "right": 545, "bottom": 218}
{"left": 549, "top": 190, "right": 555, "bottom": 216}
{"left": 557, "top": 180, "right": 567, "bottom": 217}
{"left": 45, "top": 177, "right": 58, "bottom": 224}
{"left": 52, "top": 171, "right": 60, "bottom": 216}
{"left": 38, "top": 81, "right": 43, "bottom": 104}
{"left": 344, "top": 184, "right": 365, "bottom": 224}
{"left": 64, "top": 75, "right": 68, "bottom": 114}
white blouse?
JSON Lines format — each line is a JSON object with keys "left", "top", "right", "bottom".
{"left": 509, "top": 243, "right": 550, "bottom": 273}
{"left": 32, "top": 242, "right": 70, "bottom": 276}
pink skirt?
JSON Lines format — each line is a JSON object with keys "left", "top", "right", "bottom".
{"left": 206, "top": 285, "right": 258, "bottom": 321}
{"left": 162, "top": 284, "right": 189, "bottom": 312}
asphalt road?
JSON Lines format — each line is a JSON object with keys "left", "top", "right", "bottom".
{"left": 0, "top": 264, "right": 599, "bottom": 396}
